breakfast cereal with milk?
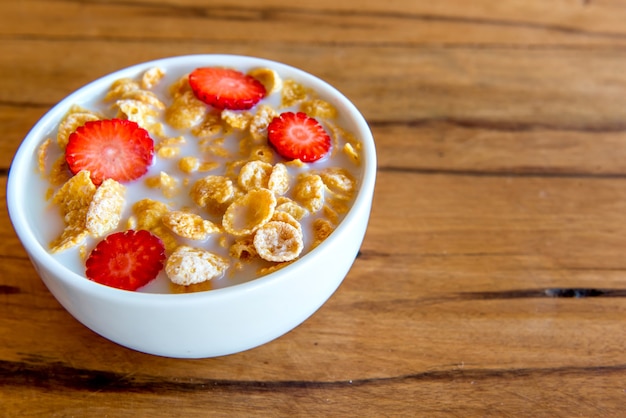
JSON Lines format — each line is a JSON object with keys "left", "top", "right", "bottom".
{"left": 37, "top": 64, "right": 361, "bottom": 293}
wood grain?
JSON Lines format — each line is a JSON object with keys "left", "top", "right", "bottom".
{"left": 1, "top": 0, "right": 625, "bottom": 416}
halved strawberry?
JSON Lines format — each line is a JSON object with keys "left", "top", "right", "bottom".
{"left": 267, "top": 112, "right": 331, "bottom": 162}
{"left": 188, "top": 67, "right": 266, "bottom": 110}
{"left": 65, "top": 119, "right": 154, "bottom": 186}
{"left": 86, "top": 230, "right": 166, "bottom": 291}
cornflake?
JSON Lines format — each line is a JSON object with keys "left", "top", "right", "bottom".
{"left": 253, "top": 221, "right": 303, "bottom": 262}
{"left": 131, "top": 198, "right": 178, "bottom": 252}
{"left": 281, "top": 79, "right": 309, "bottom": 108}
{"left": 190, "top": 175, "right": 235, "bottom": 214}
{"left": 162, "top": 210, "right": 220, "bottom": 240}
{"left": 222, "top": 188, "right": 276, "bottom": 236}
{"left": 50, "top": 170, "right": 96, "bottom": 252}
{"left": 165, "top": 246, "right": 229, "bottom": 285}
{"left": 166, "top": 90, "right": 207, "bottom": 129}
{"left": 238, "top": 160, "right": 272, "bottom": 191}
{"left": 293, "top": 173, "right": 325, "bottom": 213}
{"left": 312, "top": 218, "right": 335, "bottom": 247}
{"left": 300, "top": 99, "right": 337, "bottom": 119}
{"left": 268, "top": 163, "right": 290, "bottom": 195}
{"left": 85, "top": 179, "right": 125, "bottom": 238}
{"left": 57, "top": 110, "right": 100, "bottom": 149}
{"left": 248, "top": 68, "right": 282, "bottom": 94}
{"left": 141, "top": 67, "right": 165, "bottom": 90}
{"left": 230, "top": 236, "right": 257, "bottom": 261}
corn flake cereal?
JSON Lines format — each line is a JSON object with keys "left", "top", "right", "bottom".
{"left": 268, "top": 163, "right": 290, "bottom": 195}
{"left": 293, "top": 173, "right": 324, "bottom": 213}
{"left": 221, "top": 109, "right": 252, "bottom": 130}
{"left": 190, "top": 175, "right": 235, "bottom": 214}
{"left": 312, "top": 218, "right": 335, "bottom": 247}
{"left": 249, "top": 104, "right": 278, "bottom": 141}
{"left": 222, "top": 188, "right": 276, "bottom": 236}
{"left": 141, "top": 67, "right": 165, "bottom": 90}
{"left": 57, "top": 111, "right": 100, "bottom": 149}
{"left": 281, "top": 79, "right": 309, "bottom": 108}
{"left": 238, "top": 160, "right": 272, "bottom": 191}
{"left": 300, "top": 99, "right": 338, "bottom": 119}
{"left": 166, "top": 90, "right": 207, "bottom": 129}
{"left": 253, "top": 221, "right": 303, "bottom": 262}
{"left": 229, "top": 236, "right": 257, "bottom": 261}
{"left": 85, "top": 179, "right": 125, "bottom": 238}
{"left": 50, "top": 170, "right": 96, "bottom": 252}
{"left": 165, "top": 246, "right": 229, "bottom": 285}
{"left": 162, "top": 210, "right": 220, "bottom": 240}
{"left": 248, "top": 68, "right": 282, "bottom": 95}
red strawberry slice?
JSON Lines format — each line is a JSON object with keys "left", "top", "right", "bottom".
{"left": 188, "top": 67, "right": 266, "bottom": 110}
{"left": 267, "top": 112, "right": 331, "bottom": 162}
{"left": 86, "top": 230, "right": 166, "bottom": 291}
{"left": 65, "top": 118, "right": 154, "bottom": 186}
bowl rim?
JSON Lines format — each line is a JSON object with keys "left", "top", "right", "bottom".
{"left": 7, "top": 54, "right": 377, "bottom": 303}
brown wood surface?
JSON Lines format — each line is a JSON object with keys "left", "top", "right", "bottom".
{"left": 1, "top": 0, "right": 625, "bottom": 416}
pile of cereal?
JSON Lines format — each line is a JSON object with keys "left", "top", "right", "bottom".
{"left": 37, "top": 64, "right": 361, "bottom": 292}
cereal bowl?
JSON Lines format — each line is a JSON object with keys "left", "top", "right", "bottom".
{"left": 7, "top": 54, "right": 376, "bottom": 358}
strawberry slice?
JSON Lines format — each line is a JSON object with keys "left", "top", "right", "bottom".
{"left": 188, "top": 67, "right": 266, "bottom": 110}
{"left": 86, "top": 230, "right": 166, "bottom": 291}
{"left": 267, "top": 112, "right": 331, "bottom": 162}
{"left": 65, "top": 119, "right": 154, "bottom": 186}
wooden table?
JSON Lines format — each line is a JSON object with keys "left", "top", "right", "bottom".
{"left": 1, "top": 1, "right": 625, "bottom": 416}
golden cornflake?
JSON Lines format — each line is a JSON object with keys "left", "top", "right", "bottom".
{"left": 229, "top": 236, "right": 257, "bottom": 261}
{"left": 105, "top": 78, "right": 140, "bottom": 101}
{"left": 199, "top": 161, "right": 220, "bottom": 172}
{"left": 192, "top": 111, "right": 223, "bottom": 138}
{"left": 141, "top": 67, "right": 165, "bottom": 90}
{"left": 281, "top": 79, "right": 309, "bottom": 108}
{"left": 319, "top": 167, "right": 356, "bottom": 196}
{"left": 312, "top": 218, "right": 335, "bottom": 247}
{"left": 343, "top": 142, "right": 360, "bottom": 165}
{"left": 49, "top": 155, "right": 72, "bottom": 187}
{"left": 156, "top": 136, "right": 185, "bottom": 159}
{"left": 132, "top": 198, "right": 178, "bottom": 252}
{"left": 85, "top": 179, "right": 125, "bottom": 238}
{"left": 268, "top": 163, "right": 290, "bottom": 195}
{"left": 271, "top": 210, "right": 302, "bottom": 235}
{"left": 249, "top": 104, "right": 278, "bottom": 141}
{"left": 178, "top": 156, "right": 200, "bottom": 173}
{"left": 248, "top": 67, "right": 283, "bottom": 95}
{"left": 293, "top": 173, "right": 325, "bottom": 213}
{"left": 249, "top": 145, "right": 275, "bottom": 164}
{"left": 221, "top": 109, "right": 252, "bottom": 130}
{"left": 162, "top": 210, "right": 220, "bottom": 240}
{"left": 300, "top": 99, "right": 338, "bottom": 119}
{"left": 146, "top": 171, "right": 179, "bottom": 198}
{"left": 238, "top": 160, "right": 272, "bottom": 191}
{"left": 190, "top": 175, "right": 235, "bottom": 215}
{"left": 165, "top": 90, "right": 207, "bottom": 129}
{"left": 50, "top": 170, "right": 96, "bottom": 252}
{"left": 50, "top": 226, "right": 89, "bottom": 253}
{"left": 275, "top": 199, "right": 308, "bottom": 220}
{"left": 222, "top": 188, "right": 276, "bottom": 236}
{"left": 165, "top": 245, "right": 229, "bottom": 286}
{"left": 115, "top": 99, "right": 159, "bottom": 129}
{"left": 52, "top": 170, "right": 96, "bottom": 216}
{"left": 57, "top": 111, "right": 100, "bottom": 149}
{"left": 37, "top": 138, "right": 52, "bottom": 175}
{"left": 253, "top": 221, "right": 303, "bottom": 262}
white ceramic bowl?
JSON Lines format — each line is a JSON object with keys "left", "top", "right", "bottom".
{"left": 7, "top": 54, "right": 376, "bottom": 358}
